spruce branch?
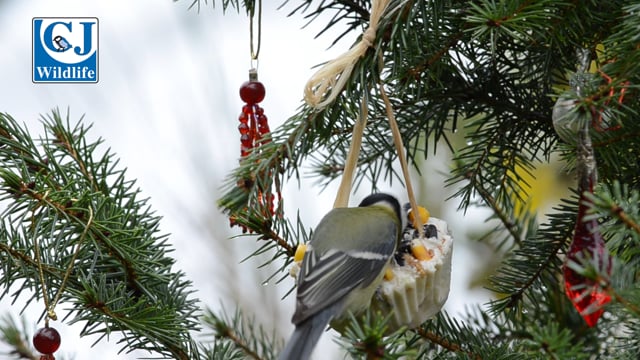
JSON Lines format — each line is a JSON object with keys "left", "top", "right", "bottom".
{"left": 488, "top": 199, "right": 574, "bottom": 316}
{"left": 0, "top": 110, "right": 200, "bottom": 359}
{"left": 179, "top": 0, "right": 243, "bottom": 13}
{"left": 202, "top": 306, "right": 279, "bottom": 360}
{"left": 459, "top": 163, "right": 528, "bottom": 247}
{"left": 414, "top": 327, "right": 478, "bottom": 359}
{"left": 607, "top": 204, "right": 640, "bottom": 235}
{"left": 337, "top": 310, "right": 410, "bottom": 360}
{"left": 583, "top": 181, "right": 640, "bottom": 269}
{"left": 609, "top": 288, "right": 640, "bottom": 318}
{"left": 524, "top": 321, "right": 590, "bottom": 360}
{"left": 414, "top": 310, "right": 522, "bottom": 359}
{"left": 216, "top": 325, "right": 262, "bottom": 360}
{"left": 200, "top": 341, "right": 245, "bottom": 360}
{"left": 585, "top": 181, "right": 640, "bottom": 237}
{"left": 281, "top": 0, "right": 371, "bottom": 46}
{"left": 0, "top": 314, "right": 38, "bottom": 360}
{"left": 225, "top": 207, "right": 295, "bottom": 257}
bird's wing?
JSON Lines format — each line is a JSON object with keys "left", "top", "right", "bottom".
{"left": 291, "top": 210, "right": 397, "bottom": 324}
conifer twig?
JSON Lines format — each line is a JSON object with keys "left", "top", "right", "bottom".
{"left": 609, "top": 287, "right": 640, "bottom": 317}
{"left": 262, "top": 227, "right": 295, "bottom": 257}
{"left": 221, "top": 327, "right": 263, "bottom": 360}
{"left": 415, "top": 327, "right": 481, "bottom": 360}
{"left": 465, "top": 172, "right": 522, "bottom": 245}
{"left": 609, "top": 204, "right": 640, "bottom": 235}
{"left": 1, "top": 110, "right": 199, "bottom": 359}
{"left": 0, "top": 315, "right": 38, "bottom": 360}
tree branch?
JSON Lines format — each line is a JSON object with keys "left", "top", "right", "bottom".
{"left": 415, "top": 327, "right": 481, "bottom": 360}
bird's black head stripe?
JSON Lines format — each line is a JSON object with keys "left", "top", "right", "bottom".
{"left": 358, "top": 193, "right": 402, "bottom": 225}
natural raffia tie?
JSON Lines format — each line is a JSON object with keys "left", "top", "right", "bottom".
{"left": 333, "top": 95, "right": 369, "bottom": 209}
{"left": 304, "top": 0, "right": 391, "bottom": 109}
{"left": 379, "top": 80, "right": 425, "bottom": 239}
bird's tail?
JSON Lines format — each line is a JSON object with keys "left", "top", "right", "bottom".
{"left": 278, "top": 307, "right": 335, "bottom": 360}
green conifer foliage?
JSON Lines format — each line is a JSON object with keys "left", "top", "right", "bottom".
{"left": 1, "top": 1, "right": 639, "bottom": 359}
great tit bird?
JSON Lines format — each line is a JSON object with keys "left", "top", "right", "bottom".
{"left": 53, "top": 35, "right": 72, "bottom": 52}
{"left": 279, "top": 193, "right": 405, "bottom": 360}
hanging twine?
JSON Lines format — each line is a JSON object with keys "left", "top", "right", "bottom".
{"left": 34, "top": 207, "right": 94, "bottom": 325}
{"left": 324, "top": 1, "right": 423, "bottom": 237}
{"left": 333, "top": 95, "right": 369, "bottom": 208}
{"left": 378, "top": 81, "right": 425, "bottom": 238}
{"left": 304, "top": 0, "right": 391, "bottom": 109}
{"left": 249, "top": 0, "right": 262, "bottom": 61}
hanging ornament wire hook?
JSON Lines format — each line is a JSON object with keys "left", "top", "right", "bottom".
{"left": 249, "top": 0, "right": 262, "bottom": 68}
{"left": 33, "top": 206, "right": 94, "bottom": 326}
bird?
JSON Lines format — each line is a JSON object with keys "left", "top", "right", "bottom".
{"left": 279, "top": 193, "right": 405, "bottom": 360}
{"left": 53, "top": 35, "right": 72, "bottom": 52}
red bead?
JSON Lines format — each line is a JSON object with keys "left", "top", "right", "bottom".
{"left": 240, "top": 81, "right": 265, "bottom": 104}
{"left": 33, "top": 327, "right": 61, "bottom": 355}
{"left": 238, "top": 112, "right": 248, "bottom": 122}
{"left": 242, "top": 105, "right": 252, "bottom": 114}
{"left": 238, "top": 122, "right": 250, "bottom": 135}
{"left": 240, "top": 134, "right": 253, "bottom": 146}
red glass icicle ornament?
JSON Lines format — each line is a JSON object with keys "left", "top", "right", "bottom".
{"left": 563, "top": 183, "right": 612, "bottom": 326}
{"left": 562, "top": 119, "right": 612, "bottom": 327}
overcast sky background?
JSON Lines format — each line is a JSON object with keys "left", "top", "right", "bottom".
{"left": 0, "top": 1, "right": 494, "bottom": 359}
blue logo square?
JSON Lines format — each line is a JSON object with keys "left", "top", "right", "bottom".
{"left": 33, "top": 17, "right": 99, "bottom": 83}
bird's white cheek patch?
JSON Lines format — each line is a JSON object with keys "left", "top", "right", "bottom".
{"left": 345, "top": 250, "right": 388, "bottom": 261}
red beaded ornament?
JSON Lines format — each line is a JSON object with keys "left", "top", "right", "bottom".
{"left": 230, "top": 69, "right": 279, "bottom": 232}
{"left": 33, "top": 326, "right": 61, "bottom": 359}
{"left": 229, "top": 0, "right": 282, "bottom": 232}
{"left": 238, "top": 69, "right": 270, "bottom": 157}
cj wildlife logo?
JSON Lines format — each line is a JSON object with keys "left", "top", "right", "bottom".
{"left": 33, "top": 17, "right": 99, "bottom": 83}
